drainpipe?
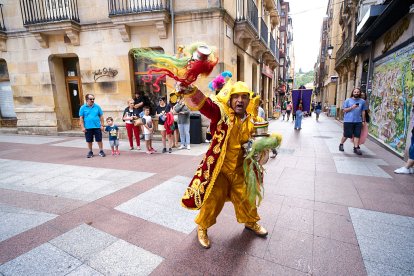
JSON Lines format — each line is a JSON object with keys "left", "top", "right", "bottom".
{"left": 170, "top": 0, "right": 175, "bottom": 54}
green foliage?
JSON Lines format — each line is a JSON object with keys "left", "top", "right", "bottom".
{"left": 294, "top": 70, "right": 314, "bottom": 89}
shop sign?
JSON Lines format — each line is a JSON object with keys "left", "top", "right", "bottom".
{"left": 382, "top": 18, "right": 409, "bottom": 54}
{"left": 93, "top": 67, "right": 118, "bottom": 81}
{"left": 262, "top": 65, "right": 274, "bottom": 79}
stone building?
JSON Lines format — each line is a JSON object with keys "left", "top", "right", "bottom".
{"left": 0, "top": 0, "right": 281, "bottom": 135}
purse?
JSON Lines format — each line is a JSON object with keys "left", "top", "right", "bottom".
{"left": 134, "top": 118, "right": 144, "bottom": 126}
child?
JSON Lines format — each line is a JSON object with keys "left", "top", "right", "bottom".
{"left": 104, "top": 117, "right": 120, "bottom": 155}
{"left": 142, "top": 106, "right": 156, "bottom": 154}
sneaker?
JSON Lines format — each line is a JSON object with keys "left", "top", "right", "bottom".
{"left": 394, "top": 167, "right": 411, "bottom": 174}
{"left": 244, "top": 222, "right": 268, "bottom": 237}
{"left": 116, "top": 150, "right": 120, "bottom": 155}
{"left": 136, "top": 146, "right": 141, "bottom": 150}
{"left": 146, "top": 151, "right": 153, "bottom": 154}
{"left": 187, "top": 145, "right": 191, "bottom": 150}
{"left": 150, "top": 148, "right": 157, "bottom": 153}
{"left": 162, "top": 148, "right": 167, "bottom": 153}
{"left": 86, "top": 151, "right": 94, "bottom": 158}
{"left": 179, "top": 145, "right": 185, "bottom": 150}
{"left": 168, "top": 148, "right": 172, "bottom": 153}
{"left": 130, "top": 147, "right": 134, "bottom": 150}
{"left": 339, "top": 144, "right": 344, "bottom": 152}
{"left": 111, "top": 150, "right": 115, "bottom": 156}
{"left": 353, "top": 147, "right": 362, "bottom": 155}
{"left": 99, "top": 150, "right": 106, "bottom": 157}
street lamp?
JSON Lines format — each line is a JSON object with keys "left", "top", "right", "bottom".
{"left": 327, "top": 45, "right": 334, "bottom": 59}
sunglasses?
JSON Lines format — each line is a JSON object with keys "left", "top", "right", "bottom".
{"left": 88, "top": 98, "right": 95, "bottom": 101}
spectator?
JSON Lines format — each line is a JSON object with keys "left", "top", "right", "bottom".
{"left": 339, "top": 87, "right": 367, "bottom": 155}
{"left": 122, "top": 99, "right": 141, "bottom": 150}
{"left": 142, "top": 106, "right": 156, "bottom": 154}
{"left": 174, "top": 97, "right": 191, "bottom": 150}
{"left": 258, "top": 101, "right": 266, "bottom": 119}
{"left": 281, "top": 100, "right": 287, "bottom": 120}
{"left": 79, "top": 93, "right": 106, "bottom": 158}
{"left": 170, "top": 98, "right": 180, "bottom": 148}
{"left": 286, "top": 101, "right": 292, "bottom": 121}
{"left": 156, "top": 97, "right": 173, "bottom": 153}
{"left": 394, "top": 97, "right": 414, "bottom": 174}
{"left": 104, "top": 117, "right": 120, "bottom": 155}
{"left": 134, "top": 91, "right": 151, "bottom": 138}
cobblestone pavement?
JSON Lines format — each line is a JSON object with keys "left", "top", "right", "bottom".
{"left": 0, "top": 113, "right": 413, "bottom": 275}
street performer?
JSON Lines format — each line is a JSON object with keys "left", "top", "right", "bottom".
{"left": 179, "top": 80, "right": 270, "bottom": 249}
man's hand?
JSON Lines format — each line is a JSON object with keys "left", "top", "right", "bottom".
{"left": 100, "top": 125, "right": 104, "bottom": 131}
{"left": 82, "top": 127, "right": 86, "bottom": 133}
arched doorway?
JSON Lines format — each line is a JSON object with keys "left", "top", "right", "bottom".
{"left": 130, "top": 47, "right": 167, "bottom": 115}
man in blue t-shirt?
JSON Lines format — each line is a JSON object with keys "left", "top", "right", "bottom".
{"left": 339, "top": 87, "right": 367, "bottom": 155}
{"left": 79, "top": 93, "right": 106, "bottom": 158}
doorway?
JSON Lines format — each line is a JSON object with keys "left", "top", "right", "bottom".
{"left": 63, "top": 57, "right": 83, "bottom": 128}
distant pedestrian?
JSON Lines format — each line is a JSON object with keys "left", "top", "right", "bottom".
{"left": 79, "top": 93, "right": 106, "bottom": 158}
{"left": 338, "top": 88, "right": 367, "bottom": 155}
{"left": 281, "top": 100, "right": 287, "bottom": 120}
{"left": 356, "top": 92, "right": 370, "bottom": 147}
{"left": 104, "top": 117, "right": 120, "bottom": 155}
{"left": 122, "top": 99, "right": 141, "bottom": 150}
{"left": 142, "top": 106, "right": 155, "bottom": 154}
{"left": 294, "top": 99, "right": 303, "bottom": 130}
{"left": 286, "top": 101, "right": 292, "bottom": 121}
{"left": 315, "top": 102, "right": 322, "bottom": 121}
{"left": 394, "top": 98, "right": 414, "bottom": 174}
{"left": 174, "top": 97, "right": 191, "bottom": 150}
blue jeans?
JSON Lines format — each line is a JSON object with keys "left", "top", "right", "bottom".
{"left": 178, "top": 123, "right": 190, "bottom": 146}
{"left": 294, "top": 110, "right": 303, "bottom": 129}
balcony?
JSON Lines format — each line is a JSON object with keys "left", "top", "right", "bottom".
{"left": 260, "top": 18, "right": 268, "bottom": 45}
{"left": 234, "top": 0, "right": 259, "bottom": 51}
{"left": 19, "top": 0, "right": 80, "bottom": 48}
{"left": 263, "top": 0, "right": 280, "bottom": 28}
{"left": 335, "top": 35, "right": 351, "bottom": 67}
{"left": 108, "top": 0, "right": 170, "bottom": 41}
{"left": 0, "top": 4, "right": 6, "bottom": 51}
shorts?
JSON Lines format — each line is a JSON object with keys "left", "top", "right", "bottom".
{"left": 144, "top": 134, "right": 152, "bottom": 141}
{"left": 409, "top": 128, "right": 414, "bottom": 159}
{"left": 286, "top": 110, "right": 291, "bottom": 115}
{"left": 85, "top": 128, "right": 102, "bottom": 143}
{"left": 109, "top": 139, "right": 119, "bottom": 147}
{"left": 343, "top": 122, "right": 362, "bottom": 138}
{"left": 158, "top": 124, "right": 165, "bottom": 131}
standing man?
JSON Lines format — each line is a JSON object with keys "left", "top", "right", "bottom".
{"left": 79, "top": 93, "right": 106, "bottom": 158}
{"left": 133, "top": 91, "right": 151, "bottom": 115}
{"left": 180, "top": 81, "right": 268, "bottom": 249}
{"left": 339, "top": 87, "right": 367, "bottom": 155}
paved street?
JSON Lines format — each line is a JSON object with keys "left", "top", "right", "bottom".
{"left": 0, "top": 113, "right": 413, "bottom": 276}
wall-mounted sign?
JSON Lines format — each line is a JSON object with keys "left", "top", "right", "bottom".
{"left": 93, "top": 67, "right": 118, "bottom": 81}
{"left": 382, "top": 18, "right": 409, "bottom": 54}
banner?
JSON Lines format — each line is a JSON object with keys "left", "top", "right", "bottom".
{"left": 291, "top": 89, "right": 313, "bottom": 113}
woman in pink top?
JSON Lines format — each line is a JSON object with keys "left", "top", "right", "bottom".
{"left": 286, "top": 101, "right": 293, "bottom": 121}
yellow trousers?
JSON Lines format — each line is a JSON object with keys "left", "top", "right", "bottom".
{"left": 195, "top": 170, "right": 260, "bottom": 229}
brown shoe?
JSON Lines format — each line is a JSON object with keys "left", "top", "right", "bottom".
{"left": 197, "top": 226, "right": 211, "bottom": 249}
{"left": 245, "top": 222, "right": 268, "bottom": 237}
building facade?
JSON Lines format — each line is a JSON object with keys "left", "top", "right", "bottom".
{"left": 0, "top": 0, "right": 282, "bottom": 135}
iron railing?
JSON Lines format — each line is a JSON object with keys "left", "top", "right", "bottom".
{"left": 260, "top": 18, "right": 268, "bottom": 45}
{"left": 270, "top": 34, "right": 276, "bottom": 55}
{"left": 108, "top": 0, "right": 169, "bottom": 15}
{"left": 236, "top": 0, "right": 259, "bottom": 32}
{"left": 0, "top": 4, "right": 5, "bottom": 31}
{"left": 335, "top": 35, "right": 351, "bottom": 66}
{"left": 19, "top": 0, "right": 80, "bottom": 25}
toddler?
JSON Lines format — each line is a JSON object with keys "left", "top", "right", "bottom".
{"left": 104, "top": 117, "right": 120, "bottom": 155}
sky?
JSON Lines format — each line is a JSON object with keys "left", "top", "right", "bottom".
{"left": 287, "top": 0, "right": 329, "bottom": 72}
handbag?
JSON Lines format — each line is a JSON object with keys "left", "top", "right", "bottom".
{"left": 134, "top": 118, "right": 144, "bottom": 126}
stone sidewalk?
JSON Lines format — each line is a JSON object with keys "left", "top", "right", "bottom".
{"left": 0, "top": 113, "right": 413, "bottom": 275}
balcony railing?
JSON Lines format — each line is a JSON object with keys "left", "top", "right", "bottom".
{"left": 260, "top": 18, "right": 268, "bottom": 45}
{"left": 236, "top": 0, "right": 259, "bottom": 31}
{"left": 270, "top": 34, "right": 276, "bottom": 55}
{"left": 0, "top": 4, "right": 5, "bottom": 31}
{"left": 335, "top": 35, "right": 351, "bottom": 65}
{"left": 19, "top": 0, "right": 80, "bottom": 25}
{"left": 108, "top": 0, "right": 169, "bottom": 15}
